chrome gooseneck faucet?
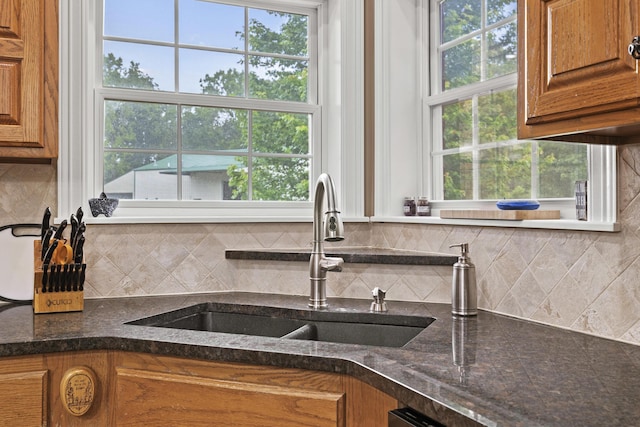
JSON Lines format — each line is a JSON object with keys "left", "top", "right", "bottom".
{"left": 309, "top": 173, "right": 345, "bottom": 309}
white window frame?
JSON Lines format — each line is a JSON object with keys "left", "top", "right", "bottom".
{"left": 372, "top": 0, "right": 618, "bottom": 232}
{"left": 58, "top": 0, "right": 366, "bottom": 223}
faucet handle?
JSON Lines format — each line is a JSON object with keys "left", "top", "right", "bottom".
{"left": 319, "top": 255, "right": 344, "bottom": 272}
{"left": 370, "top": 287, "right": 388, "bottom": 312}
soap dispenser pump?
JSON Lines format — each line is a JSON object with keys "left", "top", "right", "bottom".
{"left": 449, "top": 243, "right": 477, "bottom": 316}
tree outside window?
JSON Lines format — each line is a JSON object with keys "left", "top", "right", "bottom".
{"left": 433, "top": 0, "right": 587, "bottom": 201}
{"left": 101, "top": 1, "right": 314, "bottom": 202}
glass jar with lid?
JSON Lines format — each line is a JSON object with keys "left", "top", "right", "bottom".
{"left": 403, "top": 197, "right": 416, "bottom": 216}
{"left": 417, "top": 197, "right": 431, "bottom": 216}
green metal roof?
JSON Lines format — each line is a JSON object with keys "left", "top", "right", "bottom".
{"left": 135, "top": 153, "right": 243, "bottom": 174}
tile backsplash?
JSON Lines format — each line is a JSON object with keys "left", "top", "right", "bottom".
{"left": 2, "top": 146, "right": 640, "bottom": 345}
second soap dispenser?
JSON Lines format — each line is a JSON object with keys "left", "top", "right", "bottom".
{"left": 449, "top": 243, "right": 477, "bottom": 316}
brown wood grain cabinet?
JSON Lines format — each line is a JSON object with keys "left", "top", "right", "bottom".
{"left": 0, "top": 354, "right": 47, "bottom": 426}
{"left": 0, "top": 351, "right": 112, "bottom": 426}
{"left": 0, "top": 0, "right": 58, "bottom": 161}
{"left": 518, "top": 0, "right": 640, "bottom": 144}
{"left": 45, "top": 351, "right": 112, "bottom": 426}
{"left": 111, "top": 352, "right": 397, "bottom": 427}
{"left": 0, "top": 351, "right": 399, "bottom": 426}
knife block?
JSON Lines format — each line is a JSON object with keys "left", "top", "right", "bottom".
{"left": 33, "top": 240, "right": 84, "bottom": 314}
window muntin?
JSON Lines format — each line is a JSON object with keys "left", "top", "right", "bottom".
{"left": 430, "top": 0, "right": 588, "bottom": 202}
{"left": 100, "top": 0, "right": 316, "bottom": 203}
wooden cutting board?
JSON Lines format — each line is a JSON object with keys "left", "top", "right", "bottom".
{"left": 440, "top": 209, "right": 561, "bottom": 220}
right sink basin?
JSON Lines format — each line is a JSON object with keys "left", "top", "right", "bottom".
{"left": 127, "top": 302, "right": 435, "bottom": 348}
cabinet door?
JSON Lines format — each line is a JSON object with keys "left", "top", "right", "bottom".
{"left": 45, "top": 350, "right": 112, "bottom": 426}
{"left": 114, "top": 367, "right": 345, "bottom": 427}
{"left": 110, "top": 352, "right": 408, "bottom": 427}
{"left": 0, "top": 0, "right": 57, "bottom": 160}
{"left": 344, "top": 376, "right": 397, "bottom": 427}
{"left": 0, "top": 355, "right": 47, "bottom": 426}
{"left": 519, "top": 0, "right": 640, "bottom": 140}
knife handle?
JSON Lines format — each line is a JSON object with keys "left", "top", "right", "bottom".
{"left": 62, "top": 265, "right": 68, "bottom": 292}
{"left": 41, "top": 264, "right": 49, "bottom": 293}
{"left": 74, "top": 235, "right": 85, "bottom": 264}
{"left": 73, "top": 223, "right": 85, "bottom": 248}
{"left": 53, "top": 219, "right": 68, "bottom": 240}
{"left": 76, "top": 206, "right": 84, "bottom": 224}
{"left": 63, "top": 264, "right": 74, "bottom": 292}
{"left": 47, "top": 263, "right": 55, "bottom": 293}
{"left": 79, "top": 264, "right": 86, "bottom": 291}
{"left": 72, "top": 264, "right": 78, "bottom": 291}
{"left": 43, "top": 239, "right": 58, "bottom": 266}
{"left": 41, "top": 227, "right": 54, "bottom": 260}
{"left": 41, "top": 207, "right": 51, "bottom": 241}
{"left": 55, "top": 264, "right": 63, "bottom": 292}
{"left": 51, "top": 264, "right": 57, "bottom": 293}
{"left": 70, "top": 214, "right": 78, "bottom": 248}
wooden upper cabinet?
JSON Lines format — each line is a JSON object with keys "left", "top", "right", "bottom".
{"left": 0, "top": 0, "right": 57, "bottom": 161}
{"left": 518, "top": 0, "right": 640, "bottom": 143}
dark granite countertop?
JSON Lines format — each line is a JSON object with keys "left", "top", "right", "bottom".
{"left": 225, "top": 246, "right": 459, "bottom": 265}
{"left": 1, "top": 292, "right": 639, "bottom": 426}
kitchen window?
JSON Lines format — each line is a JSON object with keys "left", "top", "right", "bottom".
{"left": 59, "top": 0, "right": 366, "bottom": 221}
{"left": 429, "top": 0, "right": 590, "bottom": 203}
{"left": 373, "top": 0, "right": 617, "bottom": 231}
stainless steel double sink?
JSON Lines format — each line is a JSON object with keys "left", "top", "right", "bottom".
{"left": 127, "top": 302, "right": 435, "bottom": 348}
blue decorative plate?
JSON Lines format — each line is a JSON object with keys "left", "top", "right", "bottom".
{"left": 496, "top": 200, "right": 540, "bottom": 210}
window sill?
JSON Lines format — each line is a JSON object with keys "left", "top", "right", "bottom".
{"left": 70, "top": 213, "right": 619, "bottom": 232}
{"left": 371, "top": 215, "right": 620, "bottom": 232}
{"left": 67, "top": 216, "right": 371, "bottom": 225}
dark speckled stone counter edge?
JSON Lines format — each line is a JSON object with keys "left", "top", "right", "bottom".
{"left": 2, "top": 292, "right": 640, "bottom": 427}
{"left": 225, "top": 246, "right": 458, "bottom": 266}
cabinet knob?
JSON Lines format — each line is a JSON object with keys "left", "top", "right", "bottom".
{"left": 628, "top": 36, "right": 640, "bottom": 59}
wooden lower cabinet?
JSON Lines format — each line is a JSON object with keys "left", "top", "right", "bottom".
{"left": 0, "top": 354, "right": 47, "bottom": 426}
{"left": 0, "top": 351, "right": 112, "bottom": 426}
{"left": 45, "top": 351, "right": 112, "bottom": 426}
{"left": 114, "top": 368, "right": 344, "bottom": 426}
{"left": 111, "top": 352, "right": 397, "bottom": 427}
{"left": 0, "top": 351, "right": 399, "bottom": 426}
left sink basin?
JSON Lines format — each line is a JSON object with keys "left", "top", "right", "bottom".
{"left": 127, "top": 302, "right": 435, "bottom": 348}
